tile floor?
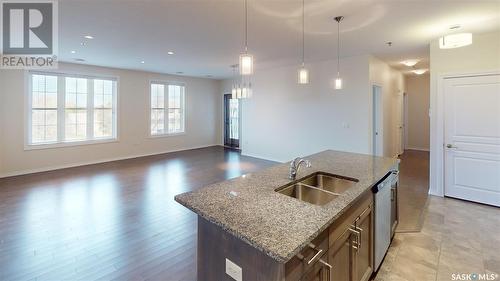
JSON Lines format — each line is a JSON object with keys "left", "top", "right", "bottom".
{"left": 375, "top": 196, "right": 500, "bottom": 281}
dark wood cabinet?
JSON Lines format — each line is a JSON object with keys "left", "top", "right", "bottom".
{"left": 353, "top": 204, "right": 373, "bottom": 281}
{"left": 328, "top": 228, "right": 353, "bottom": 281}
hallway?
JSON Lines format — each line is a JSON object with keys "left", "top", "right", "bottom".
{"left": 397, "top": 149, "right": 430, "bottom": 232}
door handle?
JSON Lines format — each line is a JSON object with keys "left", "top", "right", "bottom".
{"left": 446, "top": 144, "right": 457, "bottom": 149}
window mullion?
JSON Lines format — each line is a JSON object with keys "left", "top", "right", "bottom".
{"left": 165, "top": 83, "right": 169, "bottom": 133}
{"left": 57, "top": 76, "right": 65, "bottom": 142}
{"left": 88, "top": 79, "right": 94, "bottom": 140}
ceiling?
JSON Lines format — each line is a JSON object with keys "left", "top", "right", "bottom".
{"left": 59, "top": 0, "right": 500, "bottom": 79}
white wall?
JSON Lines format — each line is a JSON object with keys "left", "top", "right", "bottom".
{"left": 0, "top": 62, "right": 222, "bottom": 177}
{"left": 369, "top": 56, "right": 406, "bottom": 157}
{"left": 429, "top": 31, "right": 500, "bottom": 196}
{"left": 221, "top": 55, "right": 373, "bottom": 163}
{"left": 405, "top": 73, "right": 430, "bottom": 151}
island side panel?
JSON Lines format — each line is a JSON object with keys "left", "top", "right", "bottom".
{"left": 197, "top": 216, "right": 285, "bottom": 281}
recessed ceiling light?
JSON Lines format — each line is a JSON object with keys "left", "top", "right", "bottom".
{"left": 449, "top": 24, "right": 461, "bottom": 30}
{"left": 401, "top": 59, "right": 419, "bottom": 67}
{"left": 74, "top": 58, "right": 86, "bottom": 62}
{"left": 412, "top": 69, "right": 427, "bottom": 75}
{"left": 71, "top": 50, "right": 76, "bottom": 54}
{"left": 206, "top": 75, "right": 213, "bottom": 78}
{"left": 140, "top": 61, "right": 145, "bottom": 64}
{"left": 176, "top": 71, "right": 183, "bottom": 74}
{"left": 167, "top": 51, "right": 174, "bottom": 55}
{"left": 80, "top": 42, "right": 86, "bottom": 46}
{"left": 84, "top": 35, "right": 94, "bottom": 39}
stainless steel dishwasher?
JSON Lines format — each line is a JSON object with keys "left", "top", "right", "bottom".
{"left": 372, "top": 171, "right": 396, "bottom": 271}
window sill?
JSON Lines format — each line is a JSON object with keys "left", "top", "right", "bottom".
{"left": 149, "top": 132, "right": 186, "bottom": 139}
{"left": 24, "top": 138, "right": 119, "bottom": 151}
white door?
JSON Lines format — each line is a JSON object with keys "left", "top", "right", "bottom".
{"left": 444, "top": 74, "right": 500, "bottom": 207}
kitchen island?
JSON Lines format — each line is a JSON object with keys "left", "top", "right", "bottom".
{"left": 175, "top": 150, "right": 399, "bottom": 281}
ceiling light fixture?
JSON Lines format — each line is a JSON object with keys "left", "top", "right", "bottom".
{"left": 84, "top": 35, "right": 94, "bottom": 39}
{"left": 401, "top": 59, "right": 419, "bottom": 67}
{"left": 167, "top": 51, "right": 174, "bottom": 55}
{"left": 334, "top": 16, "right": 344, "bottom": 90}
{"left": 439, "top": 33, "right": 472, "bottom": 49}
{"left": 412, "top": 69, "right": 427, "bottom": 75}
{"left": 297, "top": 0, "right": 309, "bottom": 84}
{"left": 141, "top": 61, "right": 145, "bottom": 64}
{"left": 239, "top": 0, "right": 253, "bottom": 75}
{"left": 71, "top": 50, "right": 76, "bottom": 54}
{"left": 231, "top": 64, "right": 251, "bottom": 99}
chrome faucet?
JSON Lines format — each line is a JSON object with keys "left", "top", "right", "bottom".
{"left": 289, "top": 157, "right": 312, "bottom": 180}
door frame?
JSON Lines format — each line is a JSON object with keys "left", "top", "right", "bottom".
{"left": 221, "top": 93, "right": 242, "bottom": 150}
{"left": 431, "top": 70, "right": 500, "bottom": 197}
{"left": 372, "top": 84, "right": 384, "bottom": 156}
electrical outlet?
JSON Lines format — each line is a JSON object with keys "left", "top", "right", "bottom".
{"left": 225, "top": 258, "right": 242, "bottom": 281}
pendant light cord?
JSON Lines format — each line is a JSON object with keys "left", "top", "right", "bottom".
{"left": 337, "top": 18, "right": 340, "bottom": 76}
{"left": 245, "top": 0, "right": 248, "bottom": 53}
{"left": 302, "top": 0, "right": 305, "bottom": 66}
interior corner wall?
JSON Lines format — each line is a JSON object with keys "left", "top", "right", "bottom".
{"left": 0, "top": 63, "right": 222, "bottom": 177}
{"left": 369, "top": 56, "right": 406, "bottom": 158}
{"left": 221, "top": 55, "right": 372, "bottom": 163}
{"left": 429, "top": 30, "right": 500, "bottom": 196}
{"left": 405, "top": 73, "right": 430, "bottom": 151}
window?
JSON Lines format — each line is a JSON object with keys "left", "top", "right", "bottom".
{"left": 150, "top": 82, "right": 185, "bottom": 135}
{"left": 27, "top": 73, "right": 117, "bottom": 147}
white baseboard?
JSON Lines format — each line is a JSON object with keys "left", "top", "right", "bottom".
{"left": 405, "top": 146, "right": 430, "bottom": 152}
{"left": 0, "top": 144, "right": 218, "bottom": 178}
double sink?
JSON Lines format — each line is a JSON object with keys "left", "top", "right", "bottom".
{"left": 276, "top": 172, "right": 358, "bottom": 206}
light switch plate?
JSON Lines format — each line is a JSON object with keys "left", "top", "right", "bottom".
{"left": 225, "top": 258, "right": 242, "bottom": 281}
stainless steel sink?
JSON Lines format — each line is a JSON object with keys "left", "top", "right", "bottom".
{"left": 276, "top": 183, "right": 339, "bottom": 206}
{"left": 276, "top": 172, "right": 359, "bottom": 206}
{"left": 300, "top": 172, "right": 358, "bottom": 194}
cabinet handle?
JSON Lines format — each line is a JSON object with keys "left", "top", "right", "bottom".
{"left": 349, "top": 227, "right": 360, "bottom": 251}
{"left": 319, "top": 259, "right": 332, "bottom": 281}
{"left": 307, "top": 244, "right": 324, "bottom": 265}
{"left": 391, "top": 187, "right": 395, "bottom": 201}
{"left": 355, "top": 226, "right": 363, "bottom": 249}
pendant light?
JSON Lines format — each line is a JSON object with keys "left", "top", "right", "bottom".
{"left": 231, "top": 65, "right": 238, "bottom": 99}
{"left": 239, "top": 0, "right": 253, "bottom": 75}
{"left": 297, "top": 0, "right": 309, "bottom": 84}
{"left": 230, "top": 64, "right": 252, "bottom": 100}
{"left": 334, "top": 16, "right": 343, "bottom": 90}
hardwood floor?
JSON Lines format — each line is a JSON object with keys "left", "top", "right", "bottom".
{"left": 396, "top": 149, "right": 430, "bottom": 232}
{"left": 0, "top": 146, "right": 276, "bottom": 281}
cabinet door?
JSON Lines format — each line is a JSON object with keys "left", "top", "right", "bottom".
{"left": 328, "top": 229, "right": 353, "bottom": 281}
{"left": 300, "top": 254, "right": 332, "bottom": 281}
{"left": 353, "top": 205, "right": 373, "bottom": 281}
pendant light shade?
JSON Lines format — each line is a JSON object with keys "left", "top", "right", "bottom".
{"left": 298, "top": 67, "right": 309, "bottom": 84}
{"left": 297, "top": 0, "right": 309, "bottom": 84}
{"left": 335, "top": 77, "right": 342, "bottom": 90}
{"left": 334, "top": 16, "right": 343, "bottom": 90}
{"left": 239, "top": 0, "right": 253, "bottom": 75}
{"left": 239, "top": 53, "right": 253, "bottom": 75}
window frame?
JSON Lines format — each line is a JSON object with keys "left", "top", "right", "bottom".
{"left": 148, "top": 80, "right": 186, "bottom": 137}
{"left": 24, "top": 71, "right": 120, "bottom": 150}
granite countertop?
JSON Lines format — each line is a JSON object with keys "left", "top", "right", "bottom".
{"left": 174, "top": 150, "right": 398, "bottom": 263}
